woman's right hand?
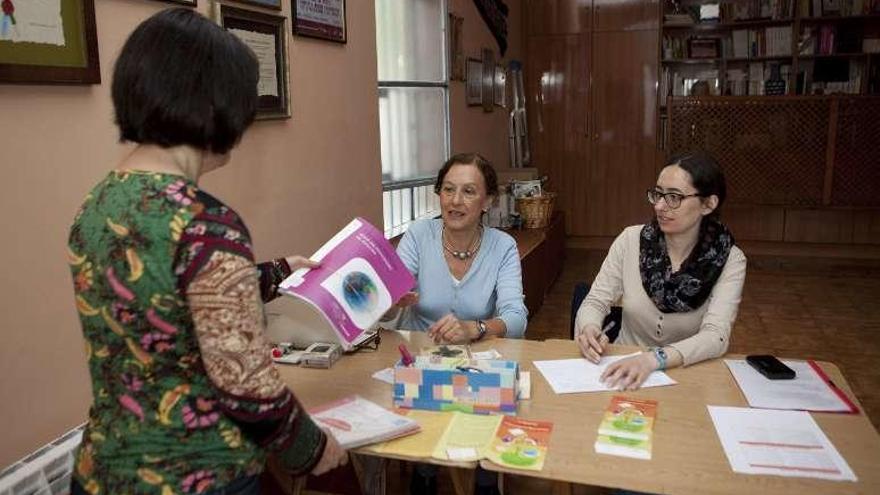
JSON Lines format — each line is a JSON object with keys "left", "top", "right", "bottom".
{"left": 575, "top": 323, "right": 608, "bottom": 364}
{"left": 396, "top": 291, "right": 419, "bottom": 308}
{"left": 310, "top": 433, "right": 348, "bottom": 476}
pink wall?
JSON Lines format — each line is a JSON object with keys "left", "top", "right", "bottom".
{"left": 449, "top": 0, "right": 524, "bottom": 169}
{"left": 0, "top": 0, "right": 522, "bottom": 467}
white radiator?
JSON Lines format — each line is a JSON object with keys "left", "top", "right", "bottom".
{"left": 0, "top": 424, "right": 85, "bottom": 495}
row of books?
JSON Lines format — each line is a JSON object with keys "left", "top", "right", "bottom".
{"left": 660, "top": 63, "right": 793, "bottom": 97}
{"left": 804, "top": 0, "right": 880, "bottom": 17}
{"left": 732, "top": 27, "right": 793, "bottom": 57}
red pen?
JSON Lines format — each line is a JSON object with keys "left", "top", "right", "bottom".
{"left": 398, "top": 344, "right": 414, "bottom": 366}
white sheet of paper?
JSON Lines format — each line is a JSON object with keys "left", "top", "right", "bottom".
{"left": 229, "top": 28, "right": 278, "bottom": 97}
{"left": 372, "top": 367, "right": 395, "bottom": 385}
{"left": 725, "top": 359, "right": 855, "bottom": 412}
{"left": 533, "top": 353, "right": 676, "bottom": 394}
{"left": 707, "top": 406, "right": 856, "bottom": 482}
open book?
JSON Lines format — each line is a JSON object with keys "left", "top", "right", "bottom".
{"left": 266, "top": 218, "right": 415, "bottom": 351}
{"left": 310, "top": 396, "right": 421, "bottom": 449}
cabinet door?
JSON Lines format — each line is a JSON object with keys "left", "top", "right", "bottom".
{"left": 593, "top": 0, "right": 658, "bottom": 32}
{"left": 588, "top": 29, "right": 660, "bottom": 236}
{"left": 525, "top": 0, "right": 592, "bottom": 35}
{"left": 526, "top": 34, "right": 592, "bottom": 235}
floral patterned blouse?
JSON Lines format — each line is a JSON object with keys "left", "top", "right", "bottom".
{"left": 68, "top": 171, "right": 325, "bottom": 494}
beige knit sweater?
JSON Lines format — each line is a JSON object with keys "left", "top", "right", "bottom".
{"left": 575, "top": 225, "right": 747, "bottom": 366}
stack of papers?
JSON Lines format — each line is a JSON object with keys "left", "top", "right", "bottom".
{"left": 594, "top": 396, "right": 658, "bottom": 460}
{"left": 725, "top": 359, "right": 858, "bottom": 413}
{"left": 533, "top": 353, "right": 677, "bottom": 394}
{"left": 310, "top": 395, "right": 420, "bottom": 449}
{"left": 708, "top": 406, "right": 857, "bottom": 482}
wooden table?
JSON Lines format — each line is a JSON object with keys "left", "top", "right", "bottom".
{"left": 276, "top": 331, "right": 880, "bottom": 495}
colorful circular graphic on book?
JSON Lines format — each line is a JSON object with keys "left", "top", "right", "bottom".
{"left": 342, "top": 271, "right": 380, "bottom": 312}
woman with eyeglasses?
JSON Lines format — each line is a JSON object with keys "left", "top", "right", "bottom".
{"left": 390, "top": 153, "right": 528, "bottom": 347}
{"left": 574, "top": 152, "right": 746, "bottom": 390}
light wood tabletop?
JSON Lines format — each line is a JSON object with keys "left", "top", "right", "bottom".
{"left": 276, "top": 330, "right": 880, "bottom": 494}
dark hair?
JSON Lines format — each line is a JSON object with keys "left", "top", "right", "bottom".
{"left": 433, "top": 153, "right": 499, "bottom": 198}
{"left": 666, "top": 151, "right": 727, "bottom": 220}
{"left": 112, "top": 8, "right": 259, "bottom": 154}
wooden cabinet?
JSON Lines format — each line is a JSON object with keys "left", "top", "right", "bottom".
{"left": 526, "top": 0, "right": 592, "bottom": 35}
{"left": 525, "top": 0, "right": 660, "bottom": 238}
{"left": 526, "top": 34, "right": 591, "bottom": 236}
{"left": 593, "top": 0, "right": 659, "bottom": 32}
{"left": 589, "top": 30, "right": 661, "bottom": 236}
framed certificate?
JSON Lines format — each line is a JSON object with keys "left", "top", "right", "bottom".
{"left": 221, "top": 6, "right": 290, "bottom": 119}
{"left": 0, "top": 0, "right": 100, "bottom": 84}
{"left": 292, "top": 0, "right": 346, "bottom": 43}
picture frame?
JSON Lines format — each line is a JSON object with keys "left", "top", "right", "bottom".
{"left": 688, "top": 38, "right": 720, "bottom": 59}
{"left": 233, "top": 0, "right": 282, "bottom": 10}
{"left": 466, "top": 57, "right": 483, "bottom": 106}
{"left": 292, "top": 0, "right": 346, "bottom": 43}
{"left": 481, "top": 47, "right": 495, "bottom": 112}
{"left": 448, "top": 12, "right": 464, "bottom": 81}
{"left": 221, "top": 6, "right": 290, "bottom": 119}
{"left": 152, "top": 0, "right": 198, "bottom": 6}
{"left": 493, "top": 64, "right": 506, "bottom": 107}
{"left": 0, "top": 0, "right": 100, "bottom": 84}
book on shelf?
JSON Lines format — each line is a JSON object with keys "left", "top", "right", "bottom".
{"left": 733, "top": 29, "right": 750, "bottom": 58}
{"left": 268, "top": 217, "right": 415, "bottom": 351}
{"left": 310, "top": 395, "right": 421, "bottom": 449}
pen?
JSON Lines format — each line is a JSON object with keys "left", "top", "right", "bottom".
{"left": 398, "top": 344, "right": 414, "bottom": 366}
{"left": 600, "top": 320, "right": 615, "bottom": 337}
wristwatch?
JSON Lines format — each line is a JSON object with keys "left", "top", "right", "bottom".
{"left": 474, "top": 319, "right": 488, "bottom": 342}
{"left": 650, "top": 347, "right": 668, "bottom": 371}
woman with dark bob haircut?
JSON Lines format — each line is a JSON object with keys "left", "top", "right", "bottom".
{"left": 67, "top": 9, "right": 346, "bottom": 495}
{"left": 574, "top": 151, "right": 746, "bottom": 390}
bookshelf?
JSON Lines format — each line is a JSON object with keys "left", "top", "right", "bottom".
{"left": 659, "top": 1, "right": 880, "bottom": 102}
{"left": 658, "top": 0, "right": 880, "bottom": 148}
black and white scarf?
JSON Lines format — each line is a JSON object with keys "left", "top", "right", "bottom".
{"left": 639, "top": 219, "right": 734, "bottom": 313}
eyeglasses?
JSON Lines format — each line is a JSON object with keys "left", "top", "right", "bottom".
{"left": 439, "top": 183, "right": 481, "bottom": 202}
{"left": 646, "top": 188, "right": 701, "bottom": 209}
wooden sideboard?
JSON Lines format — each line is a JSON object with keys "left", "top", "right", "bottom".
{"left": 506, "top": 211, "right": 566, "bottom": 318}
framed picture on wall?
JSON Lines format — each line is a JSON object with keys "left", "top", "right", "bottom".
{"left": 292, "top": 0, "right": 347, "bottom": 43}
{"left": 0, "top": 0, "right": 100, "bottom": 84}
{"left": 448, "top": 12, "right": 464, "bottom": 81}
{"left": 493, "top": 64, "right": 506, "bottom": 107}
{"left": 466, "top": 57, "right": 482, "bottom": 106}
{"left": 221, "top": 6, "right": 290, "bottom": 119}
{"left": 150, "top": 0, "right": 198, "bottom": 6}
{"left": 233, "top": 0, "right": 282, "bottom": 10}
{"left": 481, "top": 48, "right": 495, "bottom": 112}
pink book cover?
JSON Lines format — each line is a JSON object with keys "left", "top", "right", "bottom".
{"left": 278, "top": 218, "right": 415, "bottom": 350}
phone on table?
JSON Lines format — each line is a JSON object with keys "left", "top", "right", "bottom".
{"left": 746, "top": 354, "right": 796, "bottom": 380}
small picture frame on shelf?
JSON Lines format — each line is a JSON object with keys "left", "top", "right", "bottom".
{"left": 292, "top": 0, "right": 347, "bottom": 43}
{"left": 466, "top": 57, "right": 482, "bottom": 106}
{"left": 688, "top": 38, "right": 720, "bottom": 59}
{"left": 234, "top": 0, "right": 282, "bottom": 9}
{"left": 221, "top": 6, "right": 290, "bottom": 119}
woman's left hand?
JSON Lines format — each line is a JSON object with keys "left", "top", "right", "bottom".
{"left": 285, "top": 255, "right": 320, "bottom": 271}
{"left": 600, "top": 352, "right": 659, "bottom": 391}
{"left": 428, "top": 314, "right": 477, "bottom": 344}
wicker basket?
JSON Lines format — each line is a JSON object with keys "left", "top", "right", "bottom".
{"left": 515, "top": 192, "right": 556, "bottom": 229}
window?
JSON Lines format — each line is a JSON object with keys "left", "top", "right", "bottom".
{"left": 376, "top": 0, "right": 449, "bottom": 237}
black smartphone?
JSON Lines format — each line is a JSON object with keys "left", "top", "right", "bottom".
{"left": 746, "top": 354, "right": 796, "bottom": 380}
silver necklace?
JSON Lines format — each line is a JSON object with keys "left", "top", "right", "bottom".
{"left": 443, "top": 225, "right": 483, "bottom": 260}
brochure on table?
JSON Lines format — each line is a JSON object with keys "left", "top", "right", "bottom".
{"left": 707, "top": 406, "right": 856, "bottom": 482}
{"left": 725, "top": 359, "right": 858, "bottom": 413}
{"left": 277, "top": 218, "right": 415, "bottom": 351}
{"left": 309, "top": 395, "right": 420, "bottom": 449}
